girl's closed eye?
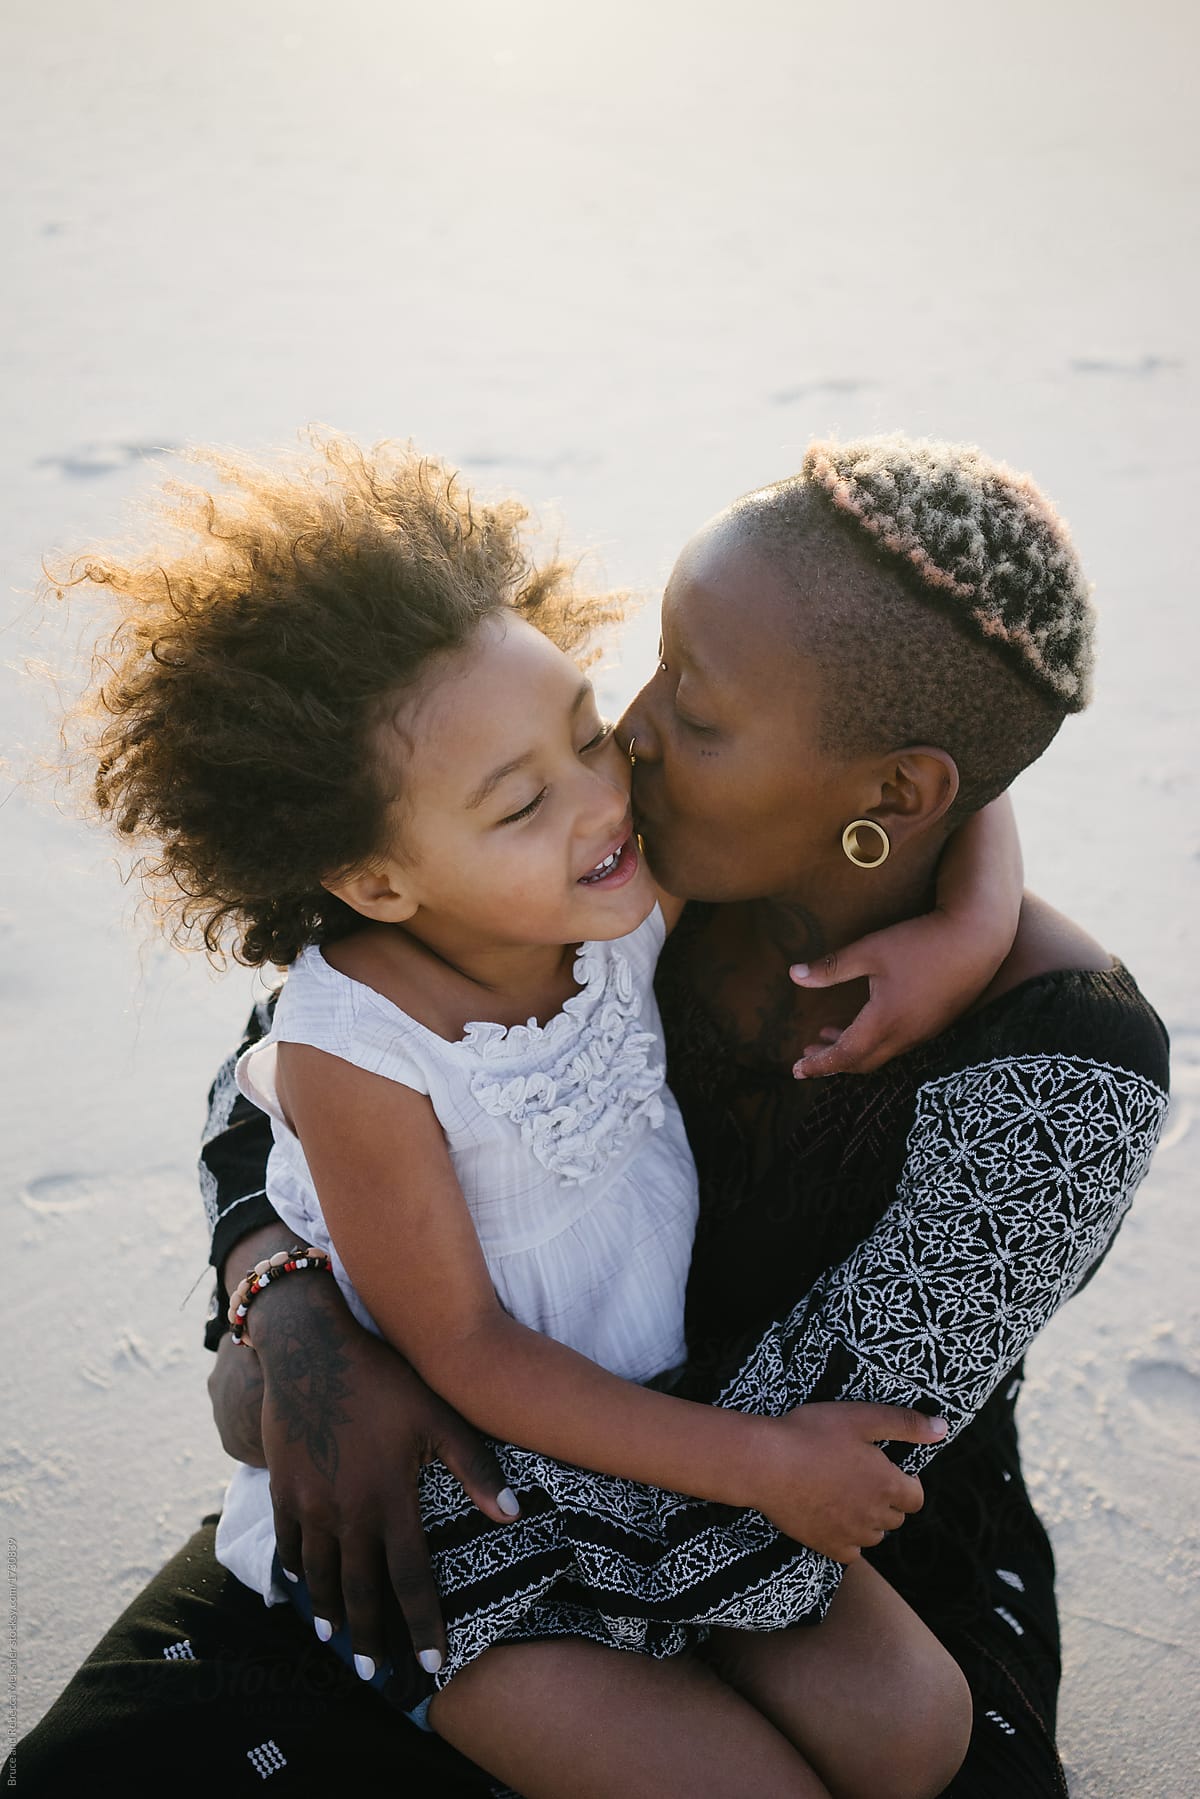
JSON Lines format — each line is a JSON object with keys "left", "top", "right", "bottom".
{"left": 499, "top": 790, "right": 547, "bottom": 826}
{"left": 498, "top": 720, "right": 614, "bottom": 825}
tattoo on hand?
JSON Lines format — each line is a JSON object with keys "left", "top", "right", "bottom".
{"left": 239, "top": 1348, "right": 265, "bottom": 1408}
{"left": 262, "top": 1291, "right": 352, "bottom": 1483}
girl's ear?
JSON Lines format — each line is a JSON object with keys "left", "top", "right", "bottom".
{"left": 322, "top": 863, "right": 419, "bottom": 925}
{"left": 871, "top": 747, "right": 960, "bottom": 843}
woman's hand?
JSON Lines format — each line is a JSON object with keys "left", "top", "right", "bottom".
{"left": 208, "top": 1332, "right": 267, "bottom": 1466}
{"left": 744, "top": 1403, "right": 946, "bottom": 1562}
{"left": 224, "top": 1268, "right": 520, "bottom": 1680}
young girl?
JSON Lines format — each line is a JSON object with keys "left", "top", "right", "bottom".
{"left": 65, "top": 434, "right": 1020, "bottom": 1798}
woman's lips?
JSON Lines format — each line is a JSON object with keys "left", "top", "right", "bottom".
{"left": 576, "top": 831, "right": 639, "bottom": 890}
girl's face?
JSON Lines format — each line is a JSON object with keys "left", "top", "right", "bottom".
{"left": 366, "top": 613, "right": 656, "bottom": 948}
{"left": 620, "top": 520, "right": 865, "bottom": 906}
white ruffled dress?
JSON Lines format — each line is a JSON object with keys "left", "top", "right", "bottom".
{"left": 215, "top": 902, "right": 699, "bottom": 1603}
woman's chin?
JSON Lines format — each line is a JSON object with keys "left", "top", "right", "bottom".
{"left": 639, "top": 833, "right": 732, "bottom": 905}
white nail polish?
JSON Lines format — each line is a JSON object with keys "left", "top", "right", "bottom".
{"left": 354, "top": 1654, "right": 376, "bottom": 1681}
{"left": 497, "top": 1486, "right": 521, "bottom": 1517}
{"left": 282, "top": 1568, "right": 299, "bottom": 1583}
{"left": 418, "top": 1647, "right": 443, "bottom": 1674}
{"left": 314, "top": 1616, "right": 333, "bottom": 1643}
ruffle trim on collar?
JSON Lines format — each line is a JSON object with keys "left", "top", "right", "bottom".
{"left": 468, "top": 939, "right": 665, "bottom": 1183}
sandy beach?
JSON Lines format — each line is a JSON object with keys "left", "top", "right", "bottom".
{"left": 2, "top": 1, "right": 1196, "bottom": 1791}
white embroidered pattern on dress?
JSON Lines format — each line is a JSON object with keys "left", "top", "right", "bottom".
{"left": 716, "top": 1056, "right": 1168, "bottom": 1449}
{"left": 199, "top": 997, "right": 275, "bottom": 1232}
{"left": 413, "top": 1053, "right": 1165, "bottom": 1687}
{"left": 468, "top": 939, "right": 666, "bottom": 1183}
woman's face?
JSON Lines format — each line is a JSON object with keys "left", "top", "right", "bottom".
{"left": 620, "top": 520, "right": 867, "bottom": 906}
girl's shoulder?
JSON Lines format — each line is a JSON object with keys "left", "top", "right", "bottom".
{"left": 254, "top": 938, "right": 436, "bottom": 1100}
{"left": 315, "top": 926, "right": 464, "bottom": 1041}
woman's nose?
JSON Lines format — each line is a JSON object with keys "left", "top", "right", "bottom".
{"left": 617, "top": 692, "right": 658, "bottom": 763}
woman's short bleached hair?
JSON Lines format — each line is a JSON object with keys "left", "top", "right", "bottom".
{"left": 734, "top": 434, "right": 1096, "bottom": 816}
{"left": 56, "top": 432, "right": 626, "bottom": 966}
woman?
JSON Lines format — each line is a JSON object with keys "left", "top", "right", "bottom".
{"left": 14, "top": 435, "right": 1168, "bottom": 1797}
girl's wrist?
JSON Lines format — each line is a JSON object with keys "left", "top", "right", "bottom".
{"left": 704, "top": 1410, "right": 789, "bottom": 1512}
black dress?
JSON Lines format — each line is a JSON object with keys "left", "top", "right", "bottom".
{"left": 655, "top": 918, "right": 1169, "bottom": 1797}
{"left": 12, "top": 921, "right": 1169, "bottom": 1798}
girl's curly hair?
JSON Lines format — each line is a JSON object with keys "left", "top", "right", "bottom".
{"left": 56, "top": 432, "right": 627, "bottom": 966}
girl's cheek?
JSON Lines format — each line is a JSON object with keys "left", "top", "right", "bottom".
{"left": 588, "top": 736, "right": 631, "bottom": 796}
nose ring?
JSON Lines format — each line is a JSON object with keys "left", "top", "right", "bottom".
{"left": 628, "top": 736, "right": 637, "bottom": 767}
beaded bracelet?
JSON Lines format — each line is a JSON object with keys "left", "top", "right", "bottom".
{"left": 228, "top": 1245, "right": 333, "bottom": 1346}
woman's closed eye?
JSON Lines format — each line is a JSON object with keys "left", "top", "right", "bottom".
{"left": 655, "top": 644, "right": 711, "bottom": 732}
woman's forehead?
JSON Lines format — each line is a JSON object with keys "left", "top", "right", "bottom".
{"left": 663, "top": 526, "right": 801, "bottom": 694}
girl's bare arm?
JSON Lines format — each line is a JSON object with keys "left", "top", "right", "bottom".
{"left": 279, "top": 1041, "right": 942, "bottom": 1559}
{"left": 791, "top": 793, "right": 1023, "bottom": 1075}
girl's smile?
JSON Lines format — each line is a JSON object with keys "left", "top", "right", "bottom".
{"left": 324, "top": 612, "right": 657, "bottom": 981}
{"left": 576, "top": 827, "right": 639, "bottom": 889}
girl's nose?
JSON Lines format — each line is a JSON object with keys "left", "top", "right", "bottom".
{"left": 579, "top": 743, "right": 634, "bottom": 832}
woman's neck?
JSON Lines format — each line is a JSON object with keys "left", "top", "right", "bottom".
{"left": 749, "top": 843, "right": 942, "bottom": 968}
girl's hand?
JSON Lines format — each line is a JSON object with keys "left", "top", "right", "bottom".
{"left": 788, "top": 906, "right": 1007, "bottom": 1077}
{"left": 791, "top": 795, "right": 1024, "bottom": 1078}
{"left": 746, "top": 1403, "right": 946, "bottom": 1562}
{"left": 244, "top": 1273, "right": 519, "bottom": 1681}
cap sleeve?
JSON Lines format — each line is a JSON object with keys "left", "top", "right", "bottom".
{"left": 236, "top": 946, "right": 431, "bottom": 1125}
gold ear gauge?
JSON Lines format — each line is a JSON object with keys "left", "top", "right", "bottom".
{"left": 841, "top": 819, "right": 891, "bottom": 869}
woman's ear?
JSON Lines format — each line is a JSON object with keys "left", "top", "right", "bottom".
{"left": 872, "top": 747, "right": 960, "bottom": 841}
{"left": 322, "top": 862, "right": 419, "bottom": 925}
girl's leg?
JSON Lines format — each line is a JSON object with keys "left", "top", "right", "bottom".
{"left": 705, "top": 1559, "right": 972, "bottom": 1799}
{"left": 428, "top": 1637, "right": 834, "bottom": 1799}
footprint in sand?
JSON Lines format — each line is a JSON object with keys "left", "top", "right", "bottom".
{"left": 1126, "top": 1359, "right": 1200, "bottom": 1443}
{"left": 771, "top": 378, "right": 876, "bottom": 403}
{"left": 20, "top": 1171, "right": 106, "bottom": 1216}
{"left": 0, "top": 1443, "right": 76, "bottom": 1509}
{"left": 1069, "top": 354, "right": 1183, "bottom": 377}
{"left": 34, "top": 440, "right": 176, "bottom": 479}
